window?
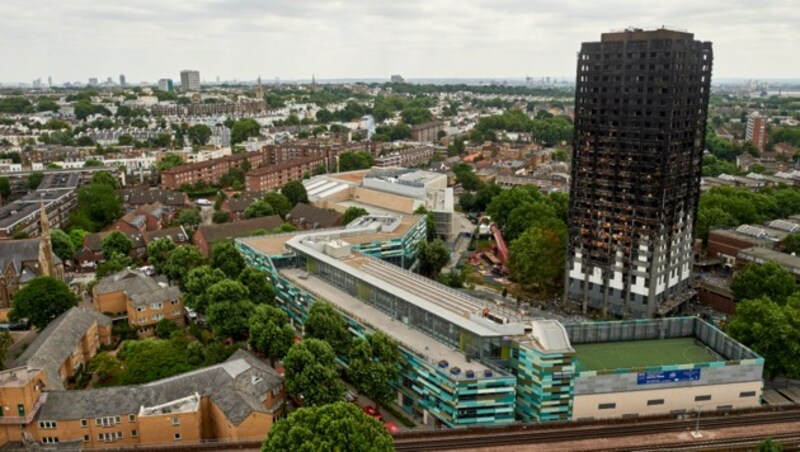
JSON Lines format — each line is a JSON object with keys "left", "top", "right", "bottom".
{"left": 152, "top": 314, "right": 164, "bottom": 322}
{"left": 129, "top": 414, "right": 136, "bottom": 423}
{"left": 80, "top": 419, "right": 88, "bottom": 427}
{"left": 170, "top": 299, "right": 180, "bottom": 305}
{"left": 174, "top": 433, "right": 182, "bottom": 441}
{"left": 41, "top": 437, "right": 59, "bottom": 444}
{"left": 137, "top": 306, "right": 145, "bottom": 312}
{"left": 151, "top": 302, "right": 163, "bottom": 310}
{"left": 172, "top": 417, "right": 181, "bottom": 426}
{"left": 39, "top": 421, "right": 57, "bottom": 429}
{"left": 647, "top": 399, "right": 664, "bottom": 406}
{"left": 740, "top": 391, "right": 756, "bottom": 398}
{"left": 83, "top": 435, "right": 90, "bottom": 443}
{"left": 98, "top": 432, "right": 122, "bottom": 442}
{"left": 598, "top": 403, "right": 616, "bottom": 410}
{"left": 695, "top": 395, "right": 711, "bottom": 402}
{"left": 131, "top": 430, "right": 138, "bottom": 438}
{"left": 96, "top": 416, "right": 118, "bottom": 427}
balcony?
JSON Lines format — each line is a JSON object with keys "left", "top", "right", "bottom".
{"left": 0, "top": 392, "right": 47, "bottom": 425}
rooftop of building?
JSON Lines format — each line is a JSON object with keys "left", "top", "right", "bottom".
{"left": 737, "top": 246, "right": 800, "bottom": 273}
{"left": 129, "top": 285, "right": 181, "bottom": 308}
{"left": 599, "top": 27, "right": 696, "bottom": 42}
{"left": 36, "top": 350, "right": 283, "bottom": 426}
{"left": 281, "top": 268, "right": 491, "bottom": 377}
{"left": 286, "top": 202, "right": 342, "bottom": 229}
{"left": 15, "top": 307, "right": 112, "bottom": 391}
{"left": 94, "top": 268, "right": 163, "bottom": 295}
{"left": 196, "top": 215, "right": 283, "bottom": 244}
{"left": 574, "top": 337, "right": 718, "bottom": 372}
{"left": 0, "top": 238, "right": 62, "bottom": 273}
{"left": 239, "top": 214, "right": 419, "bottom": 257}
{"left": 0, "top": 366, "right": 44, "bottom": 388}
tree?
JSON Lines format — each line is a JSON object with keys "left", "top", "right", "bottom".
{"left": 89, "top": 352, "right": 123, "bottom": 386}
{"left": 727, "top": 295, "right": 800, "bottom": 379}
{"left": 27, "top": 171, "right": 44, "bottom": 190}
{"left": 212, "top": 210, "right": 229, "bottom": 224}
{"left": 187, "top": 124, "right": 213, "bottom": 146}
{"left": 261, "top": 402, "right": 393, "bottom": 452}
{"left": 782, "top": 233, "right": 800, "bottom": 255}
{"left": 731, "top": 261, "right": 796, "bottom": 305}
{"left": 176, "top": 208, "right": 202, "bottom": 230}
{"left": 10, "top": 277, "right": 78, "bottom": 330}
{"left": 51, "top": 229, "right": 76, "bottom": 261}
{"left": 757, "top": 438, "right": 784, "bottom": 452}
{"left": 96, "top": 253, "right": 131, "bottom": 278}
{"left": 349, "top": 332, "right": 400, "bottom": 407}
{"left": 453, "top": 163, "right": 484, "bottom": 191}
{"left": 157, "top": 154, "right": 185, "bottom": 173}
{"left": 486, "top": 186, "right": 538, "bottom": 231}
{"left": 90, "top": 171, "right": 119, "bottom": 188}
{"left": 262, "top": 192, "right": 292, "bottom": 218}
{"left": 283, "top": 339, "right": 345, "bottom": 407}
{"left": 304, "top": 302, "right": 351, "bottom": 356}
{"left": 338, "top": 151, "right": 375, "bottom": 172}
{"left": 69, "top": 229, "right": 88, "bottom": 250}
{"left": 243, "top": 200, "right": 274, "bottom": 219}
{"left": 183, "top": 265, "right": 227, "bottom": 313}
{"left": 509, "top": 223, "right": 567, "bottom": 296}
{"left": 503, "top": 201, "right": 558, "bottom": 242}
{"left": 239, "top": 267, "right": 276, "bottom": 305}
{"left": 163, "top": 245, "right": 206, "bottom": 287}
{"left": 146, "top": 238, "right": 177, "bottom": 274}
{"left": 281, "top": 180, "right": 308, "bottom": 206}
{"left": 249, "top": 305, "right": 295, "bottom": 366}
{"left": 0, "top": 331, "right": 12, "bottom": 370}
{"left": 71, "top": 183, "right": 123, "bottom": 231}
{"left": 118, "top": 339, "right": 194, "bottom": 385}
{"left": 101, "top": 231, "right": 133, "bottom": 258}
{"left": 210, "top": 241, "right": 246, "bottom": 278}
{"left": 414, "top": 205, "right": 437, "bottom": 242}
{"left": 155, "top": 319, "right": 180, "bottom": 339}
{"left": 0, "top": 176, "right": 10, "bottom": 200}
{"left": 342, "top": 206, "right": 369, "bottom": 225}
{"left": 418, "top": 239, "right": 450, "bottom": 278}
{"left": 205, "top": 280, "right": 253, "bottom": 339}
{"left": 231, "top": 118, "right": 261, "bottom": 144}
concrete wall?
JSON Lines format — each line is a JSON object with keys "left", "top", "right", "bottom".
{"left": 573, "top": 380, "right": 762, "bottom": 420}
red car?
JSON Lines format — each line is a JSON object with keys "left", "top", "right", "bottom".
{"left": 384, "top": 422, "right": 400, "bottom": 434}
{"left": 362, "top": 405, "right": 383, "bottom": 422}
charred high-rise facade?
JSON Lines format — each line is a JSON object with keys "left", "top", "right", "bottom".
{"left": 566, "top": 29, "right": 713, "bottom": 318}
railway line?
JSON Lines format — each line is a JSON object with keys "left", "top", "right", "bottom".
{"left": 393, "top": 407, "right": 800, "bottom": 451}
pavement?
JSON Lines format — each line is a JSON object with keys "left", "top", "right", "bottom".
{"left": 344, "top": 382, "right": 421, "bottom": 431}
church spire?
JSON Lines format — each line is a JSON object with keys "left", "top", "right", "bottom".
{"left": 38, "top": 202, "right": 56, "bottom": 278}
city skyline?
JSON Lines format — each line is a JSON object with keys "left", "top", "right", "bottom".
{"left": 1, "top": 0, "right": 798, "bottom": 84}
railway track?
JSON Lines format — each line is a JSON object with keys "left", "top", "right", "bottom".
{"left": 393, "top": 409, "right": 800, "bottom": 451}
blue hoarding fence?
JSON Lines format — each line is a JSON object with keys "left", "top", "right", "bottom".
{"left": 637, "top": 369, "right": 701, "bottom": 385}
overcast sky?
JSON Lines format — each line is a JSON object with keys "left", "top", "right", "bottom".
{"left": 1, "top": 0, "right": 798, "bottom": 84}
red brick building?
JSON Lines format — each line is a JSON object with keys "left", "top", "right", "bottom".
{"left": 160, "top": 152, "right": 268, "bottom": 189}
{"left": 245, "top": 156, "right": 325, "bottom": 192}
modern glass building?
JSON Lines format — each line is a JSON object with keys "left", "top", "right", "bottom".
{"left": 237, "top": 215, "right": 763, "bottom": 428}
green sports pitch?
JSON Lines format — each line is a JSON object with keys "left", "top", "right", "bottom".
{"left": 573, "top": 337, "right": 720, "bottom": 372}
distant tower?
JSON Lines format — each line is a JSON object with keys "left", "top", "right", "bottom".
{"left": 256, "top": 75, "right": 265, "bottom": 99}
{"left": 311, "top": 74, "right": 317, "bottom": 91}
{"left": 38, "top": 202, "right": 56, "bottom": 278}
{"left": 119, "top": 74, "right": 126, "bottom": 87}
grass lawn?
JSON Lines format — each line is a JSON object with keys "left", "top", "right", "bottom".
{"left": 574, "top": 337, "right": 720, "bottom": 372}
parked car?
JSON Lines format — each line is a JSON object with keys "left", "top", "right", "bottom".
{"left": 384, "top": 422, "right": 400, "bottom": 434}
{"left": 362, "top": 405, "right": 383, "bottom": 422}
{"left": 344, "top": 391, "right": 358, "bottom": 403}
{"left": 184, "top": 307, "right": 198, "bottom": 321}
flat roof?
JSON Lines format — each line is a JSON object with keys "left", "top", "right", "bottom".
{"left": 239, "top": 215, "right": 419, "bottom": 257}
{"left": 574, "top": 338, "right": 719, "bottom": 372}
{"left": 281, "top": 269, "right": 488, "bottom": 374}
{"left": 737, "top": 246, "right": 800, "bottom": 272}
